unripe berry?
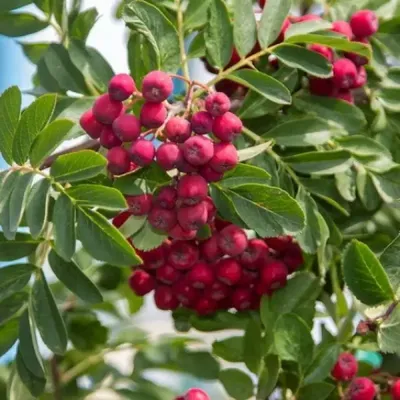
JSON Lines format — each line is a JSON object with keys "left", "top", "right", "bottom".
{"left": 154, "top": 186, "right": 177, "bottom": 210}
{"left": 182, "top": 136, "right": 214, "bottom": 167}
{"left": 216, "top": 258, "right": 242, "bottom": 286}
{"left": 331, "top": 352, "right": 358, "bottom": 381}
{"left": 199, "top": 164, "right": 224, "bottom": 182}
{"left": 213, "top": 112, "right": 243, "bottom": 142}
{"left": 187, "top": 262, "right": 215, "bottom": 289}
{"left": 194, "top": 297, "right": 218, "bottom": 316}
{"left": 165, "top": 117, "right": 192, "bottom": 143}
{"left": 168, "top": 224, "right": 197, "bottom": 241}
{"left": 168, "top": 241, "right": 199, "bottom": 270}
{"left": 148, "top": 207, "right": 177, "bottom": 231}
{"left": 352, "top": 66, "right": 367, "bottom": 88}
{"left": 345, "top": 38, "right": 369, "bottom": 66}
{"left": 174, "top": 279, "right": 200, "bottom": 307}
{"left": 282, "top": 242, "right": 304, "bottom": 272}
{"left": 209, "top": 142, "right": 238, "bottom": 173}
{"left": 177, "top": 202, "right": 208, "bottom": 231}
{"left": 218, "top": 225, "right": 248, "bottom": 257}
{"left": 112, "top": 211, "right": 132, "bottom": 228}
{"left": 93, "top": 94, "right": 124, "bottom": 125}
{"left": 137, "top": 244, "right": 169, "bottom": 270}
{"left": 232, "top": 287, "right": 253, "bottom": 311}
{"left": 350, "top": 10, "right": 378, "bottom": 38}
{"left": 308, "top": 44, "right": 334, "bottom": 62}
{"left": 177, "top": 175, "right": 208, "bottom": 205}
{"left": 156, "top": 142, "right": 183, "bottom": 170}
{"left": 348, "top": 377, "right": 376, "bottom": 400}
{"left": 80, "top": 109, "right": 104, "bottom": 138}
{"left": 140, "top": 102, "right": 167, "bottom": 128}
{"left": 156, "top": 264, "right": 181, "bottom": 285}
{"left": 112, "top": 114, "right": 141, "bottom": 142}
{"left": 130, "top": 139, "right": 155, "bottom": 166}
{"left": 309, "top": 77, "right": 337, "bottom": 96}
{"left": 205, "top": 92, "right": 231, "bottom": 117}
{"left": 100, "top": 126, "right": 122, "bottom": 149}
{"left": 108, "top": 73, "right": 136, "bottom": 101}
{"left": 142, "top": 70, "right": 173, "bottom": 102}
{"left": 205, "top": 280, "right": 231, "bottom": 301}
{"left": 334, "top": 90, "right": 354, "bottom": 104}
{"left": 260, "top": 261, "right": 288, "bottom": 294}
{"left": 129, "top": 269, "right": 155, "bottom": 296}
{"left": 332, "top": 20, "right": 353, "bottom": 40}
{"left": 191, "top": 111, "right": 214, "bottom": 135}
{"left": 265, "top": 236, "right": 293, "bottom": 253}
{"left": 154, "top": 285, "right": 179, "bottom": 310}
{"left": 107, "top": 147, "right": 131, "bottom": 175}
{"left": 392, "top": 380, "right": 400, "bottom": 400}
{"left": 126, "top": 194, "right": 153, "bottom": 216}
{"left": 200, "top": 235, "right": 223, "bottom": 262}
{"left": 239, "top": 239, "right": 269, "bottom": 269}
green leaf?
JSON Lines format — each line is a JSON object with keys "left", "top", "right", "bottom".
{"left": 0, "top": 86, "right": 21, "bottom": 164}
{"left": 15, "top": 349, "right": 45, "bottom": 397}
{"left": 377, "top": 305, "right": 400, "bottom": 355}
{"left": 219, "top": 368, "right": 254, "bottom": 400}
{"left": 25, "top": 179, "right": 51, "bottom": 239}
{"left": 343, "top": 240, "right": 395, "bottom": 306}
{"left": 123, "top": 0, "right": 180, "bottom": 72}
{"left": 336, "top": 169, "right": 356, "bottom": 202}
{"left": 258, "top": 0, "right": 291, "bottom": 48}
{"left": 48, "top": 250, "right": 103, "bottom": 304}
{"left": 33, "top": 0, "right": 52, "bottom": 13}
{"left": 272, "top": 44, "right": 332, "bottom": 77}
{"left": 380, "top": 234, "right": 400, "bottom": 290}
{"left": 204, "top": 0, "right": 233, "bottom": 69}
{"left": 237, "top": 141, "right": 273, "bottom": 162}
{"left": 227, "top": 70, "right": 291, "bottom": 105}
{"left": 188, "top": 31, "right": 205, "bottom": 59}
{"left": 0, "top": 232, "right": 41, "bottom": 261}
{"left": 221, "top": 163, "right": 271, "bottom": 188}
{"left": 212, "top": 336, "right": 243, "bottom": 362}
{"left": 30, "top": 119, "right": 74, "bottom": 167}
{"left": 232, "top": 0, "right": 257, "bottom": 57}
{"left": 51, "top": 150, "right": 106, "bottom": 182}
{"left": 298, "top": 383, "right": 335, "bottom": 400}
{"left": 70, "top": 7, "right": 98, "bottom": 41}
{"left": 131, "top": 220, "right": 168, "bottom": 251}
{"left": 285, "top": 20, "right": 332, "bottom": 38}
{"left": 0, "top": 171, "right": 21, "bottom": 216}
{"left": 274, "top": 313, "right": 314, "bottom": 370}
{"left": 378, "top": 88, "right": 400, "bottom": 112}
{"left": 0, "top": 264, "right": 35, "bottom": 303}
{"left": 372, "top": 166, "right": 400, "bottom": 202}
{"left": 30, "top": 270, "right": 68, "bottom": 354}
{"left": 0, "top": 319, "right": 19, "bottom": 357}
{"left": 53, "top": 193, "right": 76, "bottom": 261}
{"left": 0, "top": 13, "right": 48, "bottom": 37}
{"left": 66, "top": 184, "right": 127, "bottom": 210}
{"left": 177, "top": 350, "right": 220, "bottom": 380}
{"left": 284, "top": 150, "right": 352, "bottom": 175}
{"left": 77, "top": 208, "right": 141, "bottom": 266}
{"left": 8, "top": 368, "right": 35, "bottom": 400}
{"left": 0, "top": 292, "right": 27, "bottom": 325}
{"left": 184, "top": 0, "right": 211, "bottom": 31}
{"left": 357, "top": 168, "right": 381, "bottom": 211}
{"left": 257, "top": 355, "right": 280, "bottom": 400}
{"left": 243, "top": 319, "right": 262, "bottom": 374}
{"left": 12, "top": 94, "right": 57, "bottom": 165}
{"left": 0, "top": 0, "right": 32, "bottom": 12}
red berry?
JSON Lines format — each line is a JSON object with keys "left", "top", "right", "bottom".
{"left": 154, "top": 285, "right": 179, "bottom": 310}
{"left": 129, "top": 269, "right": 155, "bottom": 296}
{"left": 156, "top": 142, "right": 183, "bottom": 170}
{"left": 209, "top": 142, "right": 238, "bottom": 173}
{"left": 177, "top": 175, "right": 208, "bottom": 205}
{"left": 332, "top": 352, "right": 358, "bottom": 381}
{"left": 265, "top": 236, "right": 292, "bottom": 253}
{"left": 112, "top": 114, "right": 141, "bottom": 142}
{"left": 199, "top": 164, "right": 224, "bottom": 182}
{"left": 130, "top": 139, "right": 155, "bottom": 166}
{"left": 239, "top": 268, "right": 259, "bottom": 286}
{"left": 107, "top": 147, "right": 131, "bottom": 175}
{"left": 126, "top": 194, "right": 153, "bottom": 216}
{"left": 112, "top": 211, "right": 132, "bottom": 228}
{"left": 93, "top": 94, "right": 123, "bottom": 125}
{"left": 142, "top": 70, "right": 173, "bottom": 102}
{"left": 216, "top": 258, "right": 242, "bottom": 286}
{"left": 100, "top": 126, "right": 122, "bottom": 149}
{"left": 177, "top": 202, "right": 208, "bottom": 231}
{"left": 332, "top": 20, "right": 353, "bottom": 40}
{"left": 213, "top": 112, "right": 243, "bottom": 142}
{"left": 140, "top": 102, "right": 167, "bottom": 128}
{"left": 392, "top": 380, "right": 400, "bottom": 400}
{"left": 168, "top": 224, "right": 197, "bottom": 241}
{"left": 215, "top": 218, "right": 231, "bottom": 231}
{"left": 148, "top": 207, "right": 177, "bottom": 231}
{"left": 239, "top": 238, "right": 269, "bottom": 269}
{"left": 168, "top": 241, "right": 199, "bottom": 270}
{"left": 218, "top": 225, "right": 248, "bottom": 257}
{"left": 187, "top": 262, "right": 215, "bottom": 289}
{"left": 154, "top": 186, "right": 177, "bottom": 210}
{"left": 205, "top": 280, "right": 231, "bottom": 301}
{"left": 260, "top": 261, "right": 288, "bottom": 294}
{"left": 137, "top": 244, "right": 169, "bottom": 270}
{"left": 194, "top": 297, "right": 218, "bottom": 316}
{"left": 309, "top": 77, "right": 337, "bottom": 96}
{"left": 282, "top": 243, "right": 304, "bottom": 272}
{"left": 276, "top": 18, "right": 291, "bottom": 43}
{"left": 205, "top": 92, "right": 231, "bottom": 117}
{"left": 182, "top": 136, "right": 214, "bottom": 167}
{"left": 232, "top": 287, "right": 253, "bottom": 311}
{"left": 350, "top": 10, "right": 378, "bottom": 38}
{"left": 348, "top": 377, "right": 376, "bottom": 400}
{"left": 203, "top": 196, "right": 216, "bottom": 223}
{"left": 80, "top": 109, "right": 104, "bottom": 138}
{"left": 200, "top": 234, "right": 223, "bottom": 262}
{"left": 177, "top": 158, "right": 199, "bottom": 174}
{"left": 191, "top": 111, "right": 214, "bottom": 135}
{"left": 173, "top": 279, "right": 200, "bottom": 307}
{"left": 258, "top": 0, "right": 266, "bottom": 8}
{"left": 156, "top": 264, "right": 181, "bottom": 285}
{"left": 165, "top": 117, "right": 192, "bottom": 143}
{"left": 352, "top": 66, "right": 367, "bottom": 88}
{"left": 108, "top": 73, "right": 136, "bottom": 101}
{"left": 334, "top": 90, "right": 354, "bottom": 104}
{"left": 295, "top": 14, "right": 321, "bottom": 22}
{"left": 308, "top": 44, "right": 334, "bottom": 62}
{"left": 345, "top": 38, "right": 369, "bottom": 66}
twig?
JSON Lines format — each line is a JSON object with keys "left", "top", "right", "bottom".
{"left": 169, "top": 73, "right": 211, "bottom": 92}
{"left": 50, "top": 357, "right": 62, "bottom": 400}
{"left": 175, "top": 0, "right": 190, "bottom": 83}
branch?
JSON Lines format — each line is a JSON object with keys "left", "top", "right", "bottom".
{"left": 50, "top": 357, "right": 63, "bottom": 400}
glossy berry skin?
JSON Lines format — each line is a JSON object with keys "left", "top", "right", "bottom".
{"left": 209, "top": 142, "right": 238, "bottom": 173}
{"left": 154, "top": 285, "right": 179, "bottom": 310}
{"left": 154, "top": 186, "right": 177, "bottom": 210}
{"left": 205, "top": 92, "right": 231, "bottom": 117}
{"left": 200, "top": 235, "right": 223, "bottom": 262}
{"left": 168, "top": 224, "right": 197, "bottom": 241}
{"left": 332, "top": 20, "right": 353, "bottom": 40}
{"left": 112, "top": 114, "right": 141, "bottom": 142}
{"left": 191, "top": 111, "right": 214, "bottom": 135}
{"left": 165, "top": 117, "right": 192, "bottom": 143}
{"left": 309, "top": 77, "right": 337, "bottom": 97}
{"left": 260, "top": 261, "right": 288, "bottom": 294}
{"left": 348, "top": 377, "right": 376, "bottom": 400}
{"left": 93, "top": 94, "right": 124, "bottom": 125}
{"left": 333, "top": 58, "right": 358, "bottom": 89}
{"left": 142, "top": 70, "right": 173, "bottom": 102}
{"left": 213, "top": 112, "right": 243, "bottom": 142}
{"left": 218, "top": 225, "right": 248, "bottom": 257}
{"left": 148, "top": 207, "right": 177, "bottom": 231}
{"left": 129, "top": 269, "right": 155, "bottom": 296}
{"left": 174, "top": 280, "right": 200, "bottom": 307}
{"left": 350, "top": 10, "right": 378, "bottom": 38}
{"left": 107, "top": 147, "right": 131, "bottom": 175}
{"left": 195, "top": 297, "right": 218, "bottom": 316}
{"left": 140, "top": 102, "right": 167, "bottom": 128}
{"left": 177, "top": 202, "right": 208, "bottom": 231}
{"left": 216, "top": 258, "right": 242, "bottom": 286}
{"left": 80, "top": 109, "right": 104, "bottom": 138}
{"left": 187, "top": 262, "right": 215, "bottom": 289}
{"left": 182, "top": 136, "right": 214, "bottom": 167}
{"left": 126, "top": 194, "right": 153, "bottom": 216}
{"left": 391, "top": 380, "right": 400, "bottom": 400}
{"left": 100, "top": 126, "right": 122, "bottom": 149}
{"left": 177, "top": 175, "right": 208, "bottom": 205}
{"left": 308, "top": 44, "right": 334, "bottom": 62}
{"left": 130, "top": 139, "right": 155, "bottom": 166}
{"left": 199, "top": 164, "right": 224, "bottom": 182}
{"left": 156, "top": 264, "right": 181, "bottom": 285}
{"left": 205, "top": 280, "right": 231, "bottom": 302}
{"left": 156, "top": 143, "right": 183, "bottom": 170}
{"left": 239, "top": 239, "right": 269, "bottom": 269}
{"left": 168, "top": 241, "right": 199, "bottom": 270}
{"left": 108, "top": 73, "right": 136, "bottom": 101}
{"left": 331, "top": 352, "right": 358, "bottom": 381}
{"left": 232, "top": 287, "right": 253, "bottom": 311}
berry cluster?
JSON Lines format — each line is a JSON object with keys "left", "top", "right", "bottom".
{"left": 175, "top": 388, "right": 210, "bottom": 400}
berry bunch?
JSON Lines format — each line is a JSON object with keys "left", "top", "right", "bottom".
{"left": 176, "top": 388, "right": 210, "bottom": 400}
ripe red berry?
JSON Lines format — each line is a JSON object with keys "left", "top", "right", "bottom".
{"left": 191, "top": 111, "right": 214, "bottom": 135}
{"left": 168, "top": 224, "right": 197, "bottom": 241}
{"left": 140, "top": 102, "right": 167, "bottom": 128}
{"left": 112, "top": 114, "right": 141, "bottom": 142}
{"left": 177, "top": 175, "right": 208, "bottom": 205}
{"left": 194, "top": 297, "right": 218, "bottom": 316}
{"left": 200, "top": 235, "right": 223, "bottom": 262}
{"left": 203, "top": 196, "right": 216, "bottom": 223}
{"left": 107, "top": 147, "right": 131, "bottom": 175}
{"left": 309, "top": 77, "right": 337, "bottom": 96}
{"left": 129, "top": 269, "right": 155, "bottom": 296}
{"left": 239, "top": 239, "right": 269, "bottom": 269}
{"left": 345, "top": 38, "right": 369, "bottom": 66}
{"left": 156, "top": 142, "right": 183, "bottom": 170}
{"left": 148, "top": 207, "right": 177, "bottom": 231}
{"left": 130, "top": 139, "right": 155, "bottom": 166}
{"left": 100, "top": 126, "right": 122, "bottom": 149}
{"left": 334, "top": 90, "right": 354, "bottom": 104}
{"left": 182, "top": 136, "right": 214, "bottom": 167}
{"left": 165, "top": 117, "right": 192, "bottom": 143}
{"left": 108, "top": 73, "right": 136, "bottom": 101}
{"left": 199, "top": 164, "right": 224, "bottom": 182}
{"left": 213, "top": 112, "right": 243, "bottom": 142}
{"left": 112, "top": 211, "right": 132, "bottom": 228}
{"left": 333, "top": 59, "right": 358, "bottom": 89}
{"left": 126, "top": 194, "right": 153, "bottom": 216}
{"left": 154, "top": 285, "right": 179, "bottom": 310}
{"left": 218, "top": 225, "right": 248, "bottom": 257}
{"left": 209, "top": 142, "right": 238, "bottom": 173}
{"left": 282, "top": 243, "right": 304, "bottom": 272}
{"left": 260, "top": 261, "right": 288, "bottom": 294}
{"left": 177, "top": 158, "right": 199, "bottom": 174}
{"left": 265, "top": 236, "right": 293, "bottom": 253}
{"left": 348, "top": 377, "right": 376, "bottom": 400}
{"left": 156, "top": 264, "right": 181, "bottom": 285}
{"left": 276, "top": 18, "right": 291, "bottom": 43}
{"left": 80, "top": 109, "right": 104, "bottom": 138}
{"left": 168, "top": 241, "right": 199, "bottom": 270}
{"left": 205, "top": 92, "right": 231, "bottom": 117}
{"left": 142, "top": 70, "right": 173, "bottom": 102}
{"left": 352, "top": 66, "right": 367, "bottom": 88}
{"left": 332, "top": 352, "right": 358, "bottom": 381}
{"left": 350, "top": 10, "right": 378, "bottom": 38}
{"left": 308, "top": 44, "right": 334, "bottom": 62}
{"left": 93, "top": 94, "right": 124, "bottom": 125}
{"left": 258, "top": 0, "right": 266, "bottom": 8}
{"left": 154, "top": 186, "right": 177, "bottom": 210}
{"left": 392, "top": 380, "right": 400, "bottom": 400}
{"left": 332, "top": 20, "right": 353, "bottom": 40}
{"left": 239, "top": 268, "right": 259, "bottom": 286}
{"left": 205, "top": 280, "right": 231, "bottom": 302}
{"left": 177, "top": 202, "right": 208, "bottom": 231}
{"left": 137, "top": 244, "right": 169, "bottom": 270}
{"left": 173, "top": 279, "right": 200, "bottom": 307}
{"left": 232, "top": 287, "right": 253, "bottom": 311}
{"left": 187, "top": 262, "right": 215, "bottom": 289}
{"left": 216, "top": 258, "right": 242, "bottom": 286}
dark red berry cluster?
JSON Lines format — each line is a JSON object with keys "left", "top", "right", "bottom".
{"left": 175, "top": 388, "right": 210, "bottom": 400}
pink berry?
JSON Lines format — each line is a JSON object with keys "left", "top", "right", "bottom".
{"left": 209, "top": 142, "right": 238, "bottom": 173}
{"left": 239, "top": 268, "right": 259, "bottom": 286}
{"left": 107, "top": 147, "right": 131, "bottom": 175}
{"left": 309, "top": 77, "right": 337, "bottom": 96}
{"left": 165, "top": 117, "right": 192, "bottom": 143}
{"left": 218, "top": 225, "right": 248, "bottom": 257}
{"left": 168, "top": 241, "right": 199, "bottom": 270}
{"left": 331, "top": 352, "right": 358, "bottom": 381}
{"left": 154, "top": 285, "right": 179, "bottom": 310}
{"left": 199, "top": 164, "right": 224, "bottom": 182}
{"left": 332, "top": 20, "right": 353, "bottom": 39}
{"left": 203, "top": 196, "right": 216, "bottom": 223}
{"left": 333, "top": 58, "right": 358, "bottom": 89}
{"left": 265, "top": 236, "right": 293, "bottom": 253}
{"left": 352, "top": 66, "right": 367, "bottom": 88}
{"left": 177, "top": 202, "right": 208, "bottom": 231}
{"left": 112, "top": 114, "right": 141, "bottom": 142}
{"left": 108, "top": 73, "right": 136, "bottom": 101}
{"left": 126, "top": 194, "right": 153, "bottom": 216}
{"left": 205, "top": 92, "right": 231, "bottom": 117}
{"left": 334, "top": 90, "right": 354, "bottom": 104}
{"left": 345, "top": 38, "right": 369, "bottom": 66}
{"left": 156, "top": 264, "right": 181, "bottom": 285}
{"left": 177, "top": 175, "right": 208, "bottom": 205}
{"left": 282, "top": 243, "right": 304, "bottom": 272}
{"left": 130, "top": 139, "right": 155, "bottom": 166}
{"left": 113, "top": 211, "right": 132, "bottom": 228}
{"left": 350, "top": 10, "right": 378, "bottom": 38}
{"left": 129, "top": 269, "right": 155, "bottom": 296}
{"left": 200, "top": 234, "right": 223, "bottom": 262}
{"left": 140, "top": 102, "right": 167, "bottom": 128}
{"left": 308, "top": 44, "right": 334, "bottom": 62}
{"left": 260, "top": 261, "right": 288, "bottom": 294}
{"left": 182, "top": 136, "right": 214, "bottom": 167}
{"left": 216, "top": 258, "right": 242, "bottom": 286}
{"left": 137, "top": 244, "right": 169, "bottom": 270}
{"left": 348, "top": 377, "right": 376, "bottom": 400}
{"left": 187, "top": 262, "right": 215, "bottom": 289}
{"left": 177, "top": 158, "right": 199, "bottom": 174}
{"left": 100, "top": 126, "right": 122, "bottom": 149}
{"left": 142, "top": 70, "right": 173, "bottom": 102}
{"left": 191, "top": 111, "right": 214, "bottom": 135}
{"left": 156, "top": 142, "right": 183, "bottom": 170}
{"left": 392, "top": 380, "right": 400, "bottom": 400}
{"left": 93, "top": 94, "right": 124, "bottom": 125}
{"left": 239, "top": 239, "right": 269, "bottom": 269}
{"left": 148, "top": 207, "right": 177, "bottom": 231}
{"left": 174, "top": 279, "right": 200, "bottom": 307}
{"left": 168, "top": 224, "right": 197, "bottom": 241}
{"left": 276, "top": 18, "right": 291, "bottom": 43}
{"left": 154, "top": 186, "right": 177, "bottom": 210}
{"left": 232, "top": 287, "right": 253, "bottom": 311}
{"left": 80, "top": 109, "right": 104, "bottom": 139}
{"left": 205, "top": 280, "right": 231, "bottom": 301}
{"left": 212, "top": 112, "right": 243, "bottom": 142}
{"left": 194, "top": 297, "right": 218, "bottom": 316}
{"left": 295, "top": 14, "right": 321, "bottom": 22}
